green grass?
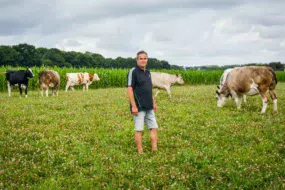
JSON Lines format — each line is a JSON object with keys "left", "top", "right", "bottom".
{"left": 0, "top": 84, "right": 284, "bottom": 189}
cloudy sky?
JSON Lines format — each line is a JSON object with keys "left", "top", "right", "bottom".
{"left": 1, "top": 0, "right": 285, "bottom": 66}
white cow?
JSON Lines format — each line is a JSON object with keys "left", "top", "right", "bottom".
{"left": 65, "top": 72, "right": 100, "bottom": 91}
{"left": 151, "top": 72, "right": 184, "bottom": 97}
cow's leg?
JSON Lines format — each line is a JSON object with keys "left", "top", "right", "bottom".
{"left": 269, "top": 90, "right": 278, "bottom": 113}
{"left": 40, "top": 85, "right": 44, "bottom": 97}
{"left": 24, "top": 85, "right": 28, "bottom": 98}
{"left": 155, "top": 89, "right": 160, "bottom": 97}
{"left": 243, "top": 95, "right": 247, "bottom": 103}
{"left": 55, "top": 87, "right": 59, "bottom": 97}
{"left": 260, "top": 92, "right": 268, "bottom": 113}
{"left": 65, "top": 82, "right": 70, "bottom": 92}
{"left": 46, "top": 88, "right": 49, "bottom": 97}
{"left": 235, "top": 97, "right": 242, "bottom": 109}
{"left": 71, "top": 86, "right": 75, "bottom": 91}
{"left": 258, "top": 85, "right": 270, "bottom": 113}
{"left": 7, "top": 82, "right": 11, "bottom": 97}
{"left": 165, "top": 86, "right": 171, "bottom": 97}
{"left": 86, "top": 84, "right": 89, "bottom": 92}
{"left": 83, "top": 85, "right": 86, "bottom": 92}
{"left": 52, "top": 89, "right": 54, "bottom": 96}
{"left": 231, "top": 90, "right": 242, "bottom": 109}
{"left": 18, "top": 84, "right": 23, "bottom": 98}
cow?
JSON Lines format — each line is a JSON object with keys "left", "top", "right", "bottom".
{"left": 218, "top": 68, "right": 247, "bottom": 102}
{"left": 5, "top": 68, "right": 34, "bottom": 98}
{"left": 216, "top": 66, "right": 278, "bottom": 113}
{"left": 65, "top": 72, "right": 100, "bottom": 91}
{"left": 38, "top": 70, "right": 60, "bottom": 97}
{"left": 151, "top": 72, "right": 184, "bottom": 97}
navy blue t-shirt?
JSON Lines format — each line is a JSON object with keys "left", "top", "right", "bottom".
{"left": 127, "top": 66, "right": 153, "bottom": 111}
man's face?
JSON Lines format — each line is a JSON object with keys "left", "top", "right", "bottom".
{"left": 136, "top": 53, "right": 148, "bottom": 67}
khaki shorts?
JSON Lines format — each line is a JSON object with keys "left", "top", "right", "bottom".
{"left": 133, "top": 110, "right": 158, "bottom": 131}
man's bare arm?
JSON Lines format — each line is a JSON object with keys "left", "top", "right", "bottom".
{"left": 127, "top": 87, "right": 138, "bottom": 116}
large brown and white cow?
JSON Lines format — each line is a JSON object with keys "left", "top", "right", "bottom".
{"left": 38, "top": 70, "right": 60, "bottom": 97}
{"left": 151, "top": 72, "right": 184, "bottom": 97}
{"left": 65, "top": 72, "right": 100, "bottom": 91}
{"left": 216, "top": 66, "right": 277, "bottom": 113}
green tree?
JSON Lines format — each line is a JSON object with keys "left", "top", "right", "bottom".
{"left": 13, "top": 43, "right": 40, "bottom": 66}
{"left": 0, "top": 45, "right": 22, "bottom": 66}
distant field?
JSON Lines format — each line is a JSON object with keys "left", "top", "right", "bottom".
{"left": 0, "top": 84, "right": 284, "bottom": 189}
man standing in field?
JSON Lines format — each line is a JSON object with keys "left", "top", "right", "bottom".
{"left": 127, "top": 51, "right": 158, "bottom": 153}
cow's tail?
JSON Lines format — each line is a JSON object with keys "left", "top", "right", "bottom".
{"left": 267, "top": 67, "right": 277, "bottom": 90}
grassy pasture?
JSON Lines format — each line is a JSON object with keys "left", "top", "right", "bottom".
{"left": 0, "top": 84, "right": 284, "bottom": 189}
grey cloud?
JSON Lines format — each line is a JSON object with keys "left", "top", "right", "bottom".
{"left": 1, "top": 0, "right": 285, "bottom": 66}
{"left": 64, "top": 39, "right": 82, "bottom": 47}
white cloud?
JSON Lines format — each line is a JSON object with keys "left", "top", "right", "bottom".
{"left": 1, "top": 0, "right": 285, "bottom": 66}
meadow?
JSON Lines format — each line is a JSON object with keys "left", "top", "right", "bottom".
{"left": 0, "top": 83, "right": 284, "bottom": 189}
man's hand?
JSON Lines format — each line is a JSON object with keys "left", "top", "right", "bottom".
{"left": 153, "top": 103, "right": 157, "bottom": 112}
{"left": 132, "top": 106, "right": 139, "bottom": 116}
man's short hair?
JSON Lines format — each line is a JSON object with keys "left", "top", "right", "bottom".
{"left": 136, "top": 50, "right": 148, "bottom": 59}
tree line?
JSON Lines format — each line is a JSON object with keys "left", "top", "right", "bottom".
{"left": 1, "top": 43, "right": 284, "bottom": 70}
{"left": 0, "top": 43, "right": 171, "bottom": 69}
{"left": 186, "top": 62, "right": 285, "bottom": 71}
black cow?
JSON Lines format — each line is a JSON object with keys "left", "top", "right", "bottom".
{"left": 6, "top": 68, "right": 34, "bottom": 97}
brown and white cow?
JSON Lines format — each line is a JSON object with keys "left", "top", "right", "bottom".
{"left": 38, "top": 70, "right": 60, "bottom": 97}
{"left": 218, "top": 68, "right": 247, "bottom": 102}
{"left": 216, "top": 66, "right": 277, "bottom": 113}
{"left": 65, "top": 72, "right": 100, "bottom": 92}
{"left": 151, "top": 72, "right": 184, "bottom": 97}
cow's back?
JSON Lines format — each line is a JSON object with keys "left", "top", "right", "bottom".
{"left": 66, "top": 73, "right": 79, "bottom": 83}
{"left": 151, "top": 72, "right": 172, "bottom": 87}
{"left": 66, "top": 72, "right": 90, "bottom": 85}
{"left": 220, "top": 69, "right": 233, "bottom": 86}
{"left": 6, "top": 70, "right": 26, "bottom": 85}
{"left": 227, "top": 66, "right": 276, "bottom": 93}
{"left": 39, "top": 70, "right": 60, "bottom": 88}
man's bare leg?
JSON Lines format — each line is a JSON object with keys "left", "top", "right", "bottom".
{"left": 150, "top": 129, "right": 158, "bottom": 151}
{"left": 135, "top": 131, "right": 143, "bottom": 153}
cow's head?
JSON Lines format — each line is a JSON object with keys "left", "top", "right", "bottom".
{"left": 92, "top": 73, "right": 100, "bottom": 81}
{"left": 25, "top": 68, "right": 34, "bottom": 78}
{"left": 216, "top": 86, "right": 230, "bottom": 107}
{"left": 175, "top": 74, "right": 184, "bottom": 85}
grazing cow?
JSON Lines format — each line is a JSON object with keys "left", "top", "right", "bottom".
{"left": 151, "top": 72, "right": 184, "bottom": 97}
{"left": 5, "top": 68, "right": 34, "bottom": 98}
{"left": 38, "top": 70, "right": 60, "bottom": 97}
{"left": 216, "top": 66, "right": 278, "bottom": 113}
{"left": 218, "top": 68, "right": 247, "bottom": 102}
{"left": 65, "top": 72, "right": 100, "bottom": 91}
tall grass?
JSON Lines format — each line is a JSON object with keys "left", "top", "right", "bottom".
{"left": 0, "top": 66, "right": 284, "bottom": 91}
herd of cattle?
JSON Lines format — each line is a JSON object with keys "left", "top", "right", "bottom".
{"left": 3, "top": 66, "right": 278, "bottom": 113}
{"left": 5, "top": 69, "right": 101, "bottom": 97}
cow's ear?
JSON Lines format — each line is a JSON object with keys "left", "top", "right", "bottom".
{"left": 216, "top": 90, "right": 220, "bottom": 95}
{"left": 217, "top": 85, "right": 220, "bottom": 89}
